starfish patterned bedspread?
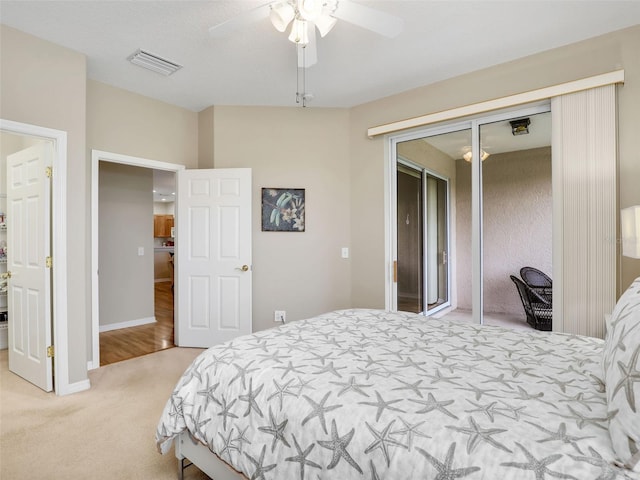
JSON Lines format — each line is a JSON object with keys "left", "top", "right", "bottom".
{"left": 156, "top": 309, "right": 638, "bottom": 480}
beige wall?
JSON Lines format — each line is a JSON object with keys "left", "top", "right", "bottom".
{"left": 98, "top": 163, "right": 154, "bottom": 326}
{"left": 198, "top": 106, "right": 215, "bottom": 168}
{"left": 350, "top": 24, "right": 640, "bottom": 309}
{"left": 0, "top": 25, "right": 88, "bottom": 384}
{"left": 456, "top": 148, "right": 552, "bottom": 315}
{"left": 87, "top": 80, "right": 198, "bottom": 167}
{"left": 211, "top": 106, "right": 352, "bottom": 331}
{"left": 86, "top": 80, "right": 197, "bottom": 360}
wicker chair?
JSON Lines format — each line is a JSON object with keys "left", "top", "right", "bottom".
{"left": 520, "top": 266, "right": 552, "bottom": 302}
{"left": 510, "top": 274, "right": 552, "bottom": 331}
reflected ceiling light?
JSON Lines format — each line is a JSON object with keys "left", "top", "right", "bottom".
{"left": 510, "top": 118, "right": 531, "bottom": 136}
{"left": 463, "top": 150, "right": 490, "bottom": 162}
{"left": 270, "top": 0, "right": 338, "bottom": 44}
{"left": 621, "top": 205, "right": 640, "bottom": 258}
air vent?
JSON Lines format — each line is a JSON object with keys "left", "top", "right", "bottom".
{"left": 127, "top": 49, "right": 182, "bottom": 76}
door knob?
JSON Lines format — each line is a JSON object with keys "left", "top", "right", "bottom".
{"left": 0, "top": 271, "right": 11, "bottom": 279}
{"left": 240, "top": 265, "right": 249, "bottom": 272}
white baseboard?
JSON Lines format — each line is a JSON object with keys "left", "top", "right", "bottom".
{"left": 99, "top": 316, "right": 156, "bottom": 333}
{"left": 58, "top": 378, "right": 91, "bottom": 396}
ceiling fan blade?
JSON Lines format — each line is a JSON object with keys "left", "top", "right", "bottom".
{"left": 333, "top": 0, "right": 403, "bottom": 38}
{"left": 208, "top": 3, "right": 273, "bottom": 38}
{"left": 297, "top": 25, "right": 318, "bottom": 68}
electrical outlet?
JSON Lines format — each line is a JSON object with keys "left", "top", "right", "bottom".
{"left": 274, "top": 310, "right": 286, "bottom": 323}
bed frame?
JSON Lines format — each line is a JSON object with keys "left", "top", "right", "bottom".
{"left": 175, "top": 431, "right": 247, "bottom": 480}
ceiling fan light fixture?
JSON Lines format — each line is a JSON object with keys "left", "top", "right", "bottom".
{"left": 270, "top": 2, "right": 295, "bottom": 32}
{"left": 315, "top": 14, "right": 337, "bottom": 37}
{"left": 288, "top": 18, "right": 309, "bottom": 44}
{"left": 298, "top": 0, "right": 322, "bottom": 21}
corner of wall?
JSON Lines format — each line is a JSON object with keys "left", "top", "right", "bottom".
{"left": 198, "top": 106, "right": 215, "bottom": 168}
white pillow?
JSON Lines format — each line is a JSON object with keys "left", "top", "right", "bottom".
{"left": 603, "top": 276, "right": 640, "bottom": 471}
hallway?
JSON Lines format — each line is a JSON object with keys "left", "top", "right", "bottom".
{"left": 99, "top": 281, "right": 174, "bottom": 366}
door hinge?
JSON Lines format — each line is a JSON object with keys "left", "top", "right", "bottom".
{"left": 46, "top": 256, "right": 52, "bottom": 268}
{"left": 45, "top": 166, "right": 52, "bottom": 178}
{"left": 47, "top": 345, "right": 54, "bottom": 358}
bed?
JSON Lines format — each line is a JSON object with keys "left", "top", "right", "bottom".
{"left": 157, "top": 278, "right": 640, "bottom": 480}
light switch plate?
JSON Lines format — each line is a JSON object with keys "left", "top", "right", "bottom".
{"left": 341, "top": 247, "right": 349, "bottom": 259}
{"left": 138, "top": 247, "right": 144, "bottom": 256}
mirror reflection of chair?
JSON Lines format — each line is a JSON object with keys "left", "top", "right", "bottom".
{"left": 510, "top": 274, "right": 552, "bottom": 331}
{"left": 520, "top": 266, "right": 552, "bottom": 301}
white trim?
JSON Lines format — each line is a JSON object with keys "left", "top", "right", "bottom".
{"left": 0, "top": 119, "right": 71, "bottom": 395}
{"left": 63, "top": 379, "right": 91, "bottom": 395}
{"left": 471, "top": 120, "right": 482, "bottom": 324}
{"left": 91, "top": 150, "right": 185, "bottom": 370}
{"left": 368, "top": 70, "right": 624, "bottom": 138}
{"left": 383, "top": 140, "right": 395, "bottom": 310}
{"left": 551, "top": 96, "right": 564, "bottom": 334}
{"left": 99, "top": 316, "right": 156, "bottom": 333}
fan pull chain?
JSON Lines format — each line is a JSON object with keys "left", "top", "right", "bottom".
{"left": 295, "top": 45, "right": 308, "bottom": 107}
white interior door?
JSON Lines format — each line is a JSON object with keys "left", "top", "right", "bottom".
{"left": 176, "top": 168, "right": 252, "bottom": 347}
{"left": 7, "top": 143, "right": 52, "bottom": 391}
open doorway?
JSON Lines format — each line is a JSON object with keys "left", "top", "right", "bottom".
{"left": 0, "top": 120, "right": 73, "bottom": 395}
{"left": 97, "top": 164, "right": 177, "bottom": 366}
{"left": 90, "top": 150, "right": 184, "bottom": 369}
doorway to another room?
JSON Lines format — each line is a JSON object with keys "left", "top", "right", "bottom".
{"left": 97, "top": 165, "right": 177, "bottom": 366}
{"left": 99, "top": 167, "right": 175, "bottom": 366}
{"left": 0, "top": 119, "right": 73, "bottom": 395}
{"left": 93, "top": 154, "right": 181, "bottom": 367}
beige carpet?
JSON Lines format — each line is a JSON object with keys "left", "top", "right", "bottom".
{"left": 0, "top": 347, "right": 212, "bottom": 479}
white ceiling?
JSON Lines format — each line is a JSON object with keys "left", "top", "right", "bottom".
{"left": 1, "top": 1, "right": 639, "bottom": 111}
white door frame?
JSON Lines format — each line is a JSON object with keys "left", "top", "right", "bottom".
{"left": 0, "top": 119, "right": 70, "bottom": 395}
{"left": 90, "top": 150, "right": 184, "bottom": 369}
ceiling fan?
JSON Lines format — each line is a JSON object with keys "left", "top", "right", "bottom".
{"left": 208, "top": 0, "right": 404, "bottom": 68}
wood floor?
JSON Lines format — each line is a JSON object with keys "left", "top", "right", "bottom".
{"left": 99, "top": 281, "right": 174, "bottom": 366}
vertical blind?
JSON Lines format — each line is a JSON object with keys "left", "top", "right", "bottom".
{"left": 552, "top": 85, "right": 617, "bottom": 338}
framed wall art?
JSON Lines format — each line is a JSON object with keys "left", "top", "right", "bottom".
{"left": 261, "top": 188, "right": 305, "bottom": 232}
